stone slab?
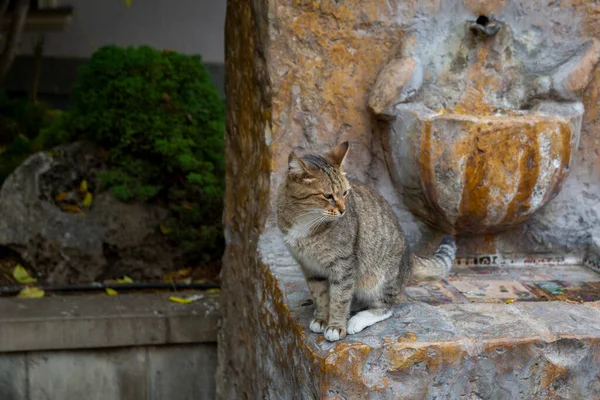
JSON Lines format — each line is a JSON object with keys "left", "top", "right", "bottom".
{"left": 0, "top": 293, "right": 219, "bottom": 353}
{"left": 254, "top": 228, "right": 600, "bottom": 399}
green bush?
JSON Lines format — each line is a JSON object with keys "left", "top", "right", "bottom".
{"left": 0, "top": 93, "right": 55, "bottom": 183}
{"left": 40, "top": 45, "right": 225, "bottom": 264}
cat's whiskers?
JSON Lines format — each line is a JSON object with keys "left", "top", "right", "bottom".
{"left": 294, "top": 209, "right": 322, "bottom": 220}
{"left": 284, "top": 211, "right": 327, "bottom": 245}
{"left": 307, "top": 215, "right": 327, "bottom": 232}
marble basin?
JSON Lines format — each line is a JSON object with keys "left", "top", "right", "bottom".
{"left": 386, "top": 101, "right": 583, "bottom": 234}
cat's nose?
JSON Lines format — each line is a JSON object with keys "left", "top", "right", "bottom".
{"left": 338, "top": 206, "right": 345, "bottom": 215}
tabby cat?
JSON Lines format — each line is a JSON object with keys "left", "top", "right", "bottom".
{"left": 276, "top": 142, "right": 456, "bottom": 342}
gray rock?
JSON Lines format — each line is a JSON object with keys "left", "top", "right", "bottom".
{"left": 584, "top": 231, "right": 600, "bottom": 273}
{"left": 0, "top": 142, "right": 182, "bottom": 284}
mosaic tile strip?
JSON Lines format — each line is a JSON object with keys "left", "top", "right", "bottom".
{"left": 448, "top": 279, "right": 537, "bottom": 302}
{"left": 454, "top": 254, "right": 582, "bottom": 267}
{"left": 404, "top": 281, "right": 461, "bottom": 305}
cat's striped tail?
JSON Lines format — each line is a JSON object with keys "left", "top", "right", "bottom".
{"left": 410, "top": 236, "right": 456, "bottom": 280}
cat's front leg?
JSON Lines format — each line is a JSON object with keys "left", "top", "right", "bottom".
{"left": 324, "top": 259, "right": 355, "bottom": 342}
{"left": 304, "top": 275, "right": 329, "bottom": 333}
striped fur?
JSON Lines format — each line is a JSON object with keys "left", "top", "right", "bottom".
{"left": 411, "top": 237, "right": 457, "bottom": 280}
{"left": 277, "top": 142, "right": 457, "bottom": 342}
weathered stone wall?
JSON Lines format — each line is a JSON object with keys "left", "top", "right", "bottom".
{"left": 218, "top": 0, "right": 600, "bottom": 398}
{"left": 265, "top": 0, "right": 600, "bottom": 257}
{"left": 216, "top": 0, "right": 275, "bottom": 397}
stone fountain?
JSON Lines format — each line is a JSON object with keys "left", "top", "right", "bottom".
{"left": 369, "top": 13, "right": 599, "bottom": 236}
{"left": 218, "top": 0, "right": 600, "bottom": 398}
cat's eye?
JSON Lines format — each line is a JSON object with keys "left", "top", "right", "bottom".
{"left": 343, "top": 190, "right": 348, "bottom": 197}
{"left": 324, "top": 194, "right": 334, "bottom": 200}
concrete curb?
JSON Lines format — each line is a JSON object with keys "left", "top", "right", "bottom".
{"left": 0, "top": 292, "right": 219, "bottom": 353}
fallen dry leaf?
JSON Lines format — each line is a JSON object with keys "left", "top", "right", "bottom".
{"left": 116, "top": 276, "right": 133, "bottom": 284}
{"left": 82, "top": 192, "right": 93, "bottom": 208}
{"left": 169, "top": 294, "right": 204, "bottom": 304}
{"left": 105, "top": 288, "right": 118, "bottom": 296}
{"left": 105, "top": 276, "right": 134, "bottom": 285}
{"left": 55, "top": 192, "right": 68, "bottom": 201}
{"left": 160, "top": 224, "right": 172, "bottom": 235}
{"left": 80, "top": 180, "right": 88, "bottom": 193}
{"left": 17, "top": 287, "right": 44, "bottom": 298}
{"left": 12, "top": 264, "right": 36, "bottom": 284}
{"left": 169, "top": 296, "right": 192, "bottom": 304}
{"left": 60, "top": 204, "right": 85, "bottom": 215}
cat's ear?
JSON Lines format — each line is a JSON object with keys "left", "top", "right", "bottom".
{"left": 324, "top": 141, "right": 349, "bottom": 169}
{"left": 288, "top": 152, "right": 312, "bottom": 179}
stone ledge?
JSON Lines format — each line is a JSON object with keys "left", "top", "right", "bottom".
{"left": 0, "top": 292, "right": 219, "bottom": 353}
{"left": 258, "top": 228, "right": 600, "bottom": 398}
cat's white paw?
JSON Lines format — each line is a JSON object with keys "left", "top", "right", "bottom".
{"left": 347, "top": 310, "right": 393, "bottom": 335}
{"left": 309, "top": 318, "right": 326, "bottom": 333}
{"left": 324, "top": 326, "right": 346, "bottom": 342}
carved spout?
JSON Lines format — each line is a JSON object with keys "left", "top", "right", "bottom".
{"left": 469, "top": 15, "right": 502, "bottom": 37}
{"left": 368, "top": 33, "right": 424, "bottom": 120}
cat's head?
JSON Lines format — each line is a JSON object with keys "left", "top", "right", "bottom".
{"left": 282, "top": 142, "right": 351, "bottom": 220}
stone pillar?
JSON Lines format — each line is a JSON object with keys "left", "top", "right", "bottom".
{"left": 216, "top": 0, "right": 272, "bottom": 397}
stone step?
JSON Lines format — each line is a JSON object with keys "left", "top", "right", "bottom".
{"left": 0, "top": 292, "right": 219, "bottom": 352}
{"left": 259, "top": 229, "right": 600, "bottom": 399}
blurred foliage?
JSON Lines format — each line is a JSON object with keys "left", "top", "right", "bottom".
{"left": 39, "top": 45, "right": 226, "bottom": 265}
{"left": 0, "top": 93, "right": 56, "bottom": 183}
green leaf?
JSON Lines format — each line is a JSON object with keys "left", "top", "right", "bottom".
{"left": 17, "top": 287, "right": 44, "bottom": 298}
{"left": 169, "top": 296, "right": 191, "bottom": 304}
{"left": 82, "top": 192, "right": 93, "bottom": 208}
{"left": 13, "top": 264, "right": 37, "bottom": 284}
{"left": 160, "top": 224, "right": 172, "bottom": 235}
{"left": 116, "top": 275, "right": 133, "bottom": 284}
